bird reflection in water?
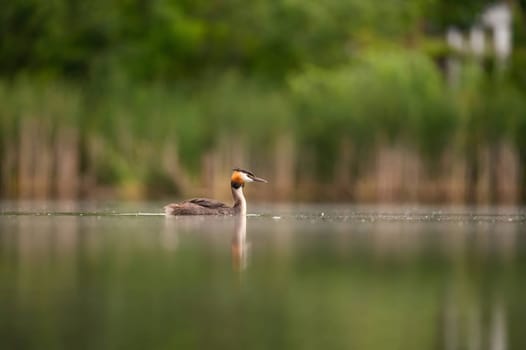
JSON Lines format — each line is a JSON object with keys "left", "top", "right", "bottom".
{"left": 162, "top": 214, "right": 250, "bottom": 271}
{"left": 231, "top": 214, "right": 248, "bottom": 271}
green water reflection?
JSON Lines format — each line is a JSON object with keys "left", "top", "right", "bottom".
{"left": 1, "top": 205, "right": 525, "bottom": 349}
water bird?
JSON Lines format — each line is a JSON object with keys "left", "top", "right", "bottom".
{"left": 164, "top": 168, "right": 268, "bottom": 216}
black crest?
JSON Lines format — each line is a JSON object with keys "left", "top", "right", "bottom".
{"left": 232, "top": 168, "right": 255, "bottom": 177}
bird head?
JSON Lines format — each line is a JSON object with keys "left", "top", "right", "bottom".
{"left": 231, "top": 168, "right": 268, "bottom": 189}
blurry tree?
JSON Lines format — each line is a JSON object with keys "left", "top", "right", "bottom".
{"left": 0, "top": 0, "right": 441, "bottom": 81}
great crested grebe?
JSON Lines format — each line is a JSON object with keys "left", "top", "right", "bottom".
{"left": 164, "top": 168, "right": 268, "bottom": 216}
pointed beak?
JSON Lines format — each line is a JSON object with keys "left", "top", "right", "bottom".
{"left": 251, "top": 175, "right": 268, "bottom": 183}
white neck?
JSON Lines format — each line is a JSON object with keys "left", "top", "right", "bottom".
{"left": 232, "top": 186, "right": 247, "bottom": 216}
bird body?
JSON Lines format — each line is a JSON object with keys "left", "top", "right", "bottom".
{"left": 164, "top": 168, "right": 267, "bottom": 216}
{"left": 164, "top": 197, "right": 238, "bottom": 216}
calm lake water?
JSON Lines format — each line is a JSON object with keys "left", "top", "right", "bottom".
{"left": 1, "top": 201, "right": 525, "bottom": 350}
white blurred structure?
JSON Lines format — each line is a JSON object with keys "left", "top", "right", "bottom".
{"left": 446, "top": 2, "right": 512, "bottom": 82}
{"left": 469, "top": 26, "right": 486, "bottom": 56}
{"left": 482, "top": 3, "right": 512, "bottom": 65}
{"left": 446, "top": 27, "right": 464, "bottom": 85}
{"left": 447, "top": 27, "right": 465, "bottom": 52}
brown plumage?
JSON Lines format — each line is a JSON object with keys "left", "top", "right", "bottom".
{"left": 164, "top": 168, "right": 268, "bottom": 216}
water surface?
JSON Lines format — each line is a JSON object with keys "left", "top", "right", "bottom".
{"left": 1, "top": 202, "right": 525, "bottom": 349}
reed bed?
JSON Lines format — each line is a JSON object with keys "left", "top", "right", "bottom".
{"left": 1, "top": 52, "right": 525, "bottom": 203}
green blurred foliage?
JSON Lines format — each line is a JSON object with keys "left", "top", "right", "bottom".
{"left": 1, "top": 0, "right": 526, "bottom": 198}
{"left": 290, "top": 50, "right": 458, "bottom": 174}
{"left": 0, "top": 0, "right": 454, "bottom": 80}
{"left": 427, "top": 0, "right": 493, "bottom": 30}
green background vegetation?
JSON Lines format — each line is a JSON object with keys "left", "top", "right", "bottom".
{"left": 1, "top": 0, "right": 526, "bottom": 202}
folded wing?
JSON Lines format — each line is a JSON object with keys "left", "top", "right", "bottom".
{"left": 187, "top": 198, "right": 230, "bottom": 209}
